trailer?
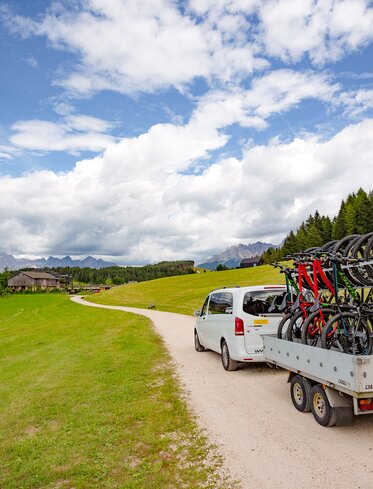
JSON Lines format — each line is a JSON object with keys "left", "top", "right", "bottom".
{"left": 263, "top": 335, "right": 373, "bottom": 426}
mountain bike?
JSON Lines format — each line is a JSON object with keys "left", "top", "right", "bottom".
{"left": 300, "top": 252, "right": 361, "bottom": 347}
{"left": 320, "top": 302, "right": 373, "bottom": 355}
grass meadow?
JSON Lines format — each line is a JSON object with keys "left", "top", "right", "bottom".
{"left": 89, "top": 264, "right": 284, "bottom": 314}
{"left": 0, "top": 294, "right": 233, "bottom": 488}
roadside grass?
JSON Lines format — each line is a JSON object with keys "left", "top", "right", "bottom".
{"left": 88, "top": 264, "right": 284, "bottom": 315}
{"left": 0, "top": 294, "right": 235, "bottom": 488}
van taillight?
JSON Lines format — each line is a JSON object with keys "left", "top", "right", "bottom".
{"left": 235, "top": 317, "right": 244, "bottom": 336}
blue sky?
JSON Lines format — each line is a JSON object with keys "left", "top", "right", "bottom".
{"left": 0, "top": 0, "right": 373, "bottom": 264}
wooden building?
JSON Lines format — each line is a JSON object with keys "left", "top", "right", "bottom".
{"left": 239, "top": 256, "right": 262, "bottom": 268}
{"left": 8, "top": 271, "right": 60, "bottom": 291}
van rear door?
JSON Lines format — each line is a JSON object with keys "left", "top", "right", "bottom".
{"left": 241, "top": 287, "right": 286, "bottom": 353}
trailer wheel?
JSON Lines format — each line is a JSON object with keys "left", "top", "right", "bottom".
{"left": 290, "top": 375, "right": 312, "bottom": 412}
{"left": 310, "top": 385, "right": 336, "bottom": 427}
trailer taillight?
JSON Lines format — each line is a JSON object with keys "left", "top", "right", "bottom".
{"left": 235, "top": 317, "right": 244, "bottom": 336}
{"left": 358, "top": 399, "right": 373, "bottom": 411}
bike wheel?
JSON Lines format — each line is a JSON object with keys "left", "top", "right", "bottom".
{"left": 351, "top": 232, "right": 373, "bottom": 286}
{"left": 342, "top": 235, "right": 366, "bottom": 286}
{"left": 301, "top": 308, "right": 335, "bottom": 347}
{"left": 321, "top": 312, "right": 372, "bottom": 355}
{"left": 286, "top": 309, "right": 307, "bottom": 343}
{"left": 321, "top": 240, "right": 338, "bottom": 251}
{"left": 363, "top": 234, "right": 373, "bottom": 280}
{"left": 332, "top": 234, "right": 360, "bottom": 255}
{"left": 277, "top": 312, "right": 292, "bottom": 339}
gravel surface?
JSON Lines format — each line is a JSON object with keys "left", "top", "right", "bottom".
{"left": 72, "top": 296, "right": 373, "bottom": 489}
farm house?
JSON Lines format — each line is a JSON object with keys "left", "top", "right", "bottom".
{"left": 8, "top": 271, "right": 60, "bottom": 291}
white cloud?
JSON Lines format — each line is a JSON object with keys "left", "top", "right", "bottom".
{"left": 258, "top": 0, "right": 373, "bottom": 64}
{"left": 26, "top": 0, "right": 212, "bottom": 95}
{"left": 0, "top": 144, "right": 20, "bottom": 161}
{"left": 0, "top": 116, "right": 372, "bottom": 263}
{"left": 339, "top": 89, "right": 373, "bottom": 117}
{"left": 192, "top": 69, "right": 339, "bottom": 130}
{"left": 25, "top": 56, "right": 39, "bottom": 68}
{"left": 2, "top": 0, "right": 267, "bottom": 96}
{"left": 9, "top": 115, "right": 116, "bottom": 154}
{"left": 0, "top": 0, "right": 372, "bottom": 264}
{"left": 2, "top": 0, "right": 371, "bottom": 99}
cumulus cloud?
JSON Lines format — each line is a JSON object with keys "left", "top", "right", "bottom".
{"left": 1, "top": 0, "right": 372, "bottom": 263}
{"left": 9, "top": 114, "right": 116, "bottom": 154}
{"left": 0, "top": 116, "right": 372, "bottom": 263}
{"left": 258, "top": 0, "right": 373, "bottom": 64}
{"left": 2, "top": 0, "right": 371, "bottom": 100}
{"left": 190, "top": 69, "right": 339, "bottom": 133}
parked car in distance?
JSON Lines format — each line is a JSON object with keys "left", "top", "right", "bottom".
{"left": 194, "top": 285, "right": 286, "bottom": 370}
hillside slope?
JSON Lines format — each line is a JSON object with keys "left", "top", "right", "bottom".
{"left": 88, "top": 264, "right": 284, "bottom": 315}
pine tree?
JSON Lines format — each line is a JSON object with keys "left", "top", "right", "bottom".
{"left": 332, "top": 200, "right": 347, "bottom": 239}
{"left": 355, "top": 188, "right": 371, "bottom": 234}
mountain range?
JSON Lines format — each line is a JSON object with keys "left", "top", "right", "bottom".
{"left": 0, "top": 254, "right": 116, "bottom": 272}
{"left": 197, "top": 242, "right": 275, "bottom": 270}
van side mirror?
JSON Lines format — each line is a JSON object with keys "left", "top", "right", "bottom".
{"left": 194, "top": 310, "right": 201, "bottom": 317}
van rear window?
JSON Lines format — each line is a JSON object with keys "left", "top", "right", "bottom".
{"left": 242, "top": 290, "right": 285, "bottom": 316}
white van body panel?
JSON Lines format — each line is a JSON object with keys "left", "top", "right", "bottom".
{"left": 195, "top": 285, "right": 286, "bottom": 363}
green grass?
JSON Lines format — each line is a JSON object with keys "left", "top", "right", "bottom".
{"left": 88, "top": 264, "right": 284, "bottom": 315}
{"left": 0, "top": 295, "right": 234, "bottom": 488}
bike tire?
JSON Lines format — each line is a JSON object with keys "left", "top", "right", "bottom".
{"left": 277, "top": 312, "right": 292, "bottom": 339}
{"left": 320, "top": 312, "right": 372, "bottom": 355}
{"left": 332, "top": 234, "right": 360, "bottom": 255}
{"left": 342, "top": 235, "right": 366, "bottom": 286}
{"left": 363, "top": 233, "right": 373, "bottom": 281}
{"left": 300, "top": 308, "right": 335, "bottom": 347}
{"left": 351, "top": 232, "right": 373, "bottom": 286}
{"left": 286, "top": 309, "right": 307, "bottom": 343}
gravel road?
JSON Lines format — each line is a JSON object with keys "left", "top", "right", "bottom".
{"left": 71, "top": 296, "right": 373, "bottom": 489}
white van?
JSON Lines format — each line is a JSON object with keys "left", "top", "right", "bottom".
{"left": 194, "top": 285, "right": 286, "bottom": 370}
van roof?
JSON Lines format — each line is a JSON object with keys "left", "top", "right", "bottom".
{"left": 211, "top": 285, "right": 286, "bottom": 293}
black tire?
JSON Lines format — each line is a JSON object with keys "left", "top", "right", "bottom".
{"left": 277, "top": 313, "right": 292, "bottom": 339}
{"left": 350, "top": 232, "right": 373, "bottom": 286}
{"left": 221, "top": 340, "right": 238, "bottom": 371}
{"left": 290, "top": 375, "right": 312, "bottom": 412}
{"left": 321, "top": 240, "right": 337, "bottom": 251}
{"left": 301, "top": 308, "right": 335, "bottom": 347}
{"left": 286, "top": 310, "right": 306, "bottom": 342}
{"left": 194, "top": 329, "right": 205, "bottom": 352}
{"left": 332, "top": 234, "right": 360, "bottom": 255}
{"left": 364, "top": 234, "right": 373, "bottom": 280}
{"left": 310, "top": 385, "right": 336, "bottom": 427}
{"left": 321, "top": 312, "right": 372, "bottom": 355}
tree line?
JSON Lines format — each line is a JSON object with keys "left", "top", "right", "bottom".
{"left": 0, "top": 260, "right": 195, "bottom": 294}
{"left": 32, "top": 260, "right": 195, "bottom": 286}
{"left": 262, "top": 188, "right": 373, "bottom": 263}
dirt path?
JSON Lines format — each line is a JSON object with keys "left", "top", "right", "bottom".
{"left": 71, "top": 296, "right": 373, "bottom": 489}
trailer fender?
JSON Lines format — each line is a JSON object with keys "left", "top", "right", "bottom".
{"left": 324, "top": 387, "right": 353, "bottom": 426}
{"left": 324, "top": 387, "right": 352, "bottom": 408}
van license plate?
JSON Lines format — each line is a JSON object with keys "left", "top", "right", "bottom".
{"left": 253, "top": 319, "right": 268, "bottom": 325}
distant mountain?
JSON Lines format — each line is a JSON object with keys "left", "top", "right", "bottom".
{"left": 0, "top": 254, "right": 116, "bottom": 272}
{"left": 197, "top": 242, "right": 275, "bottom": 270}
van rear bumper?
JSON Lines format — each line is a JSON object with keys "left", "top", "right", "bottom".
{"left": 240, "top": 352, "right": 266, "bottom": 363}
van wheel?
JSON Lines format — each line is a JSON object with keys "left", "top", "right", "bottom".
{"left": 310, "top": 385, "right": 336, "bottom": 427}
{"left": 221, "top": 340, "right": 238, "bottom": 371}
{"left": 290, "top": 375, "right": 311, "bottom": 412}
{"left": 194, "top": 330, "right": 205, "bottom": 352}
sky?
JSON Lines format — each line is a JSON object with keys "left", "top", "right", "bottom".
{"left": 0, "top": 0, "right": 373, "bottom": 265}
